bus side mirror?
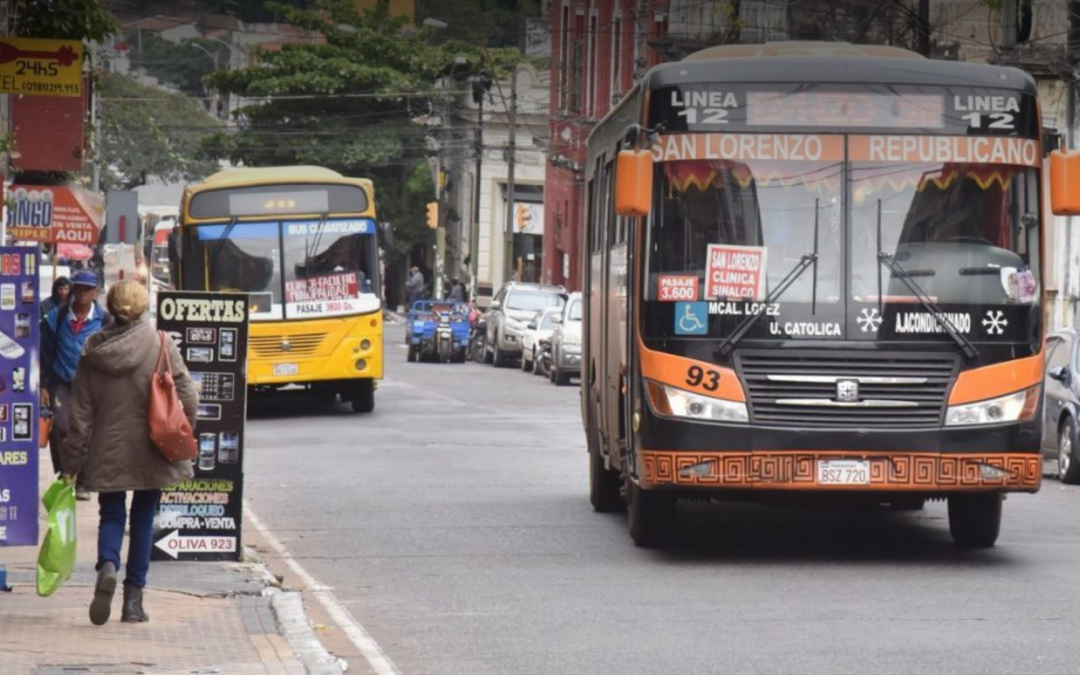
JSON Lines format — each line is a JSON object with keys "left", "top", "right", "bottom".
{"left": 1050, "top": 150, "right": 1080, "bottom": 216}
{"left": 615, "top": 149, "right": 653, "bottom": 218}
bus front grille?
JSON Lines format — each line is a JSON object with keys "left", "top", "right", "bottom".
{"left": 735, "top": 350, "right": 959, "bottom": 429}
{"left": 250, "top": 332, "right": 328, "bottom": 357}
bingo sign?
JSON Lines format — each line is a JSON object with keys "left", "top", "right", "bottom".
{"left": 0, "top": 248, "right": 39, "bottom": 547}
{"left": 705, "top": 244, "right": 767, "bottom": 301}
{"left": 657, "top": 275, "right": 699, "bottom": 302}
{"left": 5, "top": 184, "right": 104, "bottom": 245}
{"left": 153, "top": 291, "right": 249, "bottom": 562}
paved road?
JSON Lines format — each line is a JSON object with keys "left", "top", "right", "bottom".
{"left": 246, "top": 324, "right": 1080, "bottom": 675}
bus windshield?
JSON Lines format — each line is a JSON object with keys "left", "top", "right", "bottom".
{"left": 188, "top": 218, "right": 379, "bottom": 321}
{"left": 644, "top": 155, "right": 1040, "bottom": 340}
{"left": 647, "top": 158, "right": 844, "bottom": 305}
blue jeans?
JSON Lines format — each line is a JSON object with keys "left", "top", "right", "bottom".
{"left": 97, "top": 490, "right": 162, "bottom": 588}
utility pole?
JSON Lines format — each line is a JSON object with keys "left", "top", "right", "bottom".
{"left": 917, "top": 0, "right": 931, "bottom": 57}
{"left": 470, "top": 70, "right": 492, "bottom": 302}
{"left": 1001, "top": 0, "right": 1018, "bottom": 63}
{"left": 502, "top": 64, "right": 518, "bottom": 285}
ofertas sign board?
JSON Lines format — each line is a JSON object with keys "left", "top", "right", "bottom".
{"left": 705, "top": 244, "right": 767, "bottom": 301}
{"left": 5, "top": 184, "right": 105, "bottom": 245}
{"left": 152, "top": 292, "right": 249, "bottom": 562}
{"left": 0, "top": 248, "right": 40, "bottom": 547}
{"left": 0, "top": 38, "right": 83, "bottom": 97}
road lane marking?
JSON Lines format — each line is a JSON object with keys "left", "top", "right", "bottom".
{"left": 245, "top": 505, "right": 404, "bottom": 675}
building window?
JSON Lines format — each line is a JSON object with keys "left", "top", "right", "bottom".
{"left": 611, "top": 11, "right": 622, "bottom": 102}
{"left": 570, "top": 7, "right": 585, "bottom": 114}
{"left": 559, "top": 2, "right": 570, "bottom": 112}
{"left": 586, "top": 7, "right": 598, "bottom": 116}
{"left": 742, "top": 0, "right": 788, "bottom": 43}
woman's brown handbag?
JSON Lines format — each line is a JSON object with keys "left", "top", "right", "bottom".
{"left": 149, "top": 331, "right": 197, "bottom": 462}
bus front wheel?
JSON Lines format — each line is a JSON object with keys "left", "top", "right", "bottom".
{"left": 948, "top": 493, "right": 1002, "bottom": 548}
{"left": 627, "top": 481, "right": 675, "bottom": 548}
{"left": 589, "top": 434, "right": 621, "bottom": 513}
{"left": 350, "top": 380, "right": 375, "bottom": 414}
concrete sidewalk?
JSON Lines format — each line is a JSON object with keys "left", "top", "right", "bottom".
{"left": 0, "top": 465, "right": 342, "bottom": 675}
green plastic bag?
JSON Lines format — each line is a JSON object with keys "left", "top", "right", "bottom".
{"left": 36, "top": 479, "right": 77, "bottom": 597}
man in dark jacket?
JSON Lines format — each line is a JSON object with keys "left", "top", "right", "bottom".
{"left": 41, "top": 270, "right": 112, "bottom": 499}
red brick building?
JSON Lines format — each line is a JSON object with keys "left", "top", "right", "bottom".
{"left": 542, "top": 1, "right": 674, "bottom": 290}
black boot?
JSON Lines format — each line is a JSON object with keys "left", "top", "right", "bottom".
{"left": 89, "top": 562, "right": 117, "bottom": 626}
{"left": 121, "top": 583, "right": 149, "bottom": 623}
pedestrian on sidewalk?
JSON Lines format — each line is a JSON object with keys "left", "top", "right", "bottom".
{"left": 40, "top": 269, "right": 112, "bottom": 501}
{"left": 61, "top": 280, "right": 199, "bottom": 626}
{"left": 40, "top": 276, "right": 70, "bottom": 316}
{"left": 405, "top": 266, "right": 424, "bottom": 306}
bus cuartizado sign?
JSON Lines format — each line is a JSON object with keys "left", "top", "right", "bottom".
{"left": 0, "top": 37, "right": 83, "bottom": 97}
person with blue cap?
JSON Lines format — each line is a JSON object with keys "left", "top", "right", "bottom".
{"left": 41, "top": 269, "right": 112, "bottom": 500}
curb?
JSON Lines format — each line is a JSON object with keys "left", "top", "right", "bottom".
{"left": 245, "top": 546, "right": 344, "bottom": 675}
{"left": 269, "top": 589, "right": 347, "bottom": 675}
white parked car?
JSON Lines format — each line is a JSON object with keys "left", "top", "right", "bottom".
{"left": 550, "top": 292, "right": 582, "bottom": 386}
{"left": 521, "top": 308, "right": 561, "bottom": 373}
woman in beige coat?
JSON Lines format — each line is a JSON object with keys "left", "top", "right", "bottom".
{"left": 62, "top": 280, "right": 198, "bottom": 626}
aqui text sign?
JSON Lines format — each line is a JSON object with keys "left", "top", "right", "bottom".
{"left": 0, "top": 38, "right": 83, "bottom": 97}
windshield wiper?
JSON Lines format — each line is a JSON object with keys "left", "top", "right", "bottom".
{"left": 715, "top": 200, "right": 821, "bottom": 359}
{"left": 875, "top": 200, "right": 979, "bottom": 361}
{"left": 302, "top": 213, "right": 330, "bottom": 278}
{"left": 208, "top": 216, "right": 239, "bottom": 279}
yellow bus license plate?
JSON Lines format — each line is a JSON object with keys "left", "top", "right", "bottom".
{"left": 817, "top": 460, "right": 870, "bottom": 485}
{"left": 273, "top": 363, "right": 299, "bottom": 377}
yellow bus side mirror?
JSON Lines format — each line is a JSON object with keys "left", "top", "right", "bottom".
{"left": 1050, "top": 149, "right": 1080, "bottom": 216}
{"left": 615, "top": 149, "right": 653, "bottom": 218}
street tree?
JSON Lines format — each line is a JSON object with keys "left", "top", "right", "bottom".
{"left": 95, "top": 72, "right": 221, "bottom": 190}
{"left": 127, "top": 32, "right": 224, "bottom": 99}
{"left": 9, "top": 0, "right": 118, "bottom": 41}
{"left": 203, "top": 0, "right": 519, "bottom": 305}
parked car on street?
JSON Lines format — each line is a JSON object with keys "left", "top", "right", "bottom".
{"left": 1043, "top": 328, "right": 1080, "bottom": 482}
{"left": 521, "top": 308, "right": 561, "bottom": 373}
{"left": 485, "top": 281, "right": 567, "bottom": 367}
{"left": 549, "top": 292, "right": 583, "bottom": 386}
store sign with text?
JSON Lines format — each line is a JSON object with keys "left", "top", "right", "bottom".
{"left": 0, "top": 248, "right": 40, "bottom": 547}
{"left": 152, "top": 292, "right": 249, "bottom": 562}
{"left": 5, "top": 184, "right": 104, "bottom": 244}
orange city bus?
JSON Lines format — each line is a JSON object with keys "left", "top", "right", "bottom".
{"left": 582, "top": 43, "right": 1080, "bottom": 548}
{"left": 179, "top": 166, "right": 384, "bottom": 413}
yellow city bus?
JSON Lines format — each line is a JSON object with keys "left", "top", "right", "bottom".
{"left": 179, "top": 166, "right": 383, "bottom": 412}
{"left": 583, "top": 42, "right": 1080, "bottom": 548}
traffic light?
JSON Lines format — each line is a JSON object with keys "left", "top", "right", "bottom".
{"left": 426, "top": 201, "right": 439, "bottom": 229}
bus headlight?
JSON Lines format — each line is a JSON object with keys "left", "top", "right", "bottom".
{"left": 355, "top": 359, "right": 367, "bottom": 371}
{"left": 360, "top": 339, "right": 371, "bottom": 351}
{"left": 945, "top": 386, "right": 1040, "bottom": 427}
{"left": 646, "top": 380, "right": 748, "bottom": 424}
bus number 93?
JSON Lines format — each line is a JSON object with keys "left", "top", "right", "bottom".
{"left": 686, "top": 365, "right": 721, "bottom": 391}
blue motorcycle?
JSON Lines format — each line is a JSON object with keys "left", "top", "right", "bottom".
{"left": 406, "top": 300, "right": 470, "bottom": 363}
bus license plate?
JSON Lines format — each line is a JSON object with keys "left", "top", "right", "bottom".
{"left": 273, "top": 363, "right": 299, "bottom": 377}
{"left": 817, "top": 459, "right": 870, "bottom": 485}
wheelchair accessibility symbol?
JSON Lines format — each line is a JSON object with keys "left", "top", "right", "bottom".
{"left": 675, "top": 302, "right": 709, "bottom": 336}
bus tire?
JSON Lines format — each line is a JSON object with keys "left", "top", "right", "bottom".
{"left": 589, "top": 437, "right": 622, "bottom": 513}
{"left": 351, "top": 380, "right": 375, "bottom": 414}
{"left": 627, "top": 481, "right": 675, "bottom": 548}
{"left": 947, "top": 493, "right": 1002, "bottom": 548}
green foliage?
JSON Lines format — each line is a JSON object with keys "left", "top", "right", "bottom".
{"left": 201, "top": 0, "right": 525, "bottom": 288}
{"left": 12, "top": 0, "right": 119, "bottom": 42}
{"left": 415, "top": 0, "right": 541, "bottom": 49}
{"left": 94, "top": 72, "right": 221, "bottom": 189}
{"left": 127, "top": 32, "right": 222, "bottom": 97}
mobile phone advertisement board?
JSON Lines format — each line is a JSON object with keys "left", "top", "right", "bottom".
{"left": 0, "top": 247, "right": 40, "bottom": 547}
{"left": 152, "top": 291, "right": 248, "bottom": 562}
